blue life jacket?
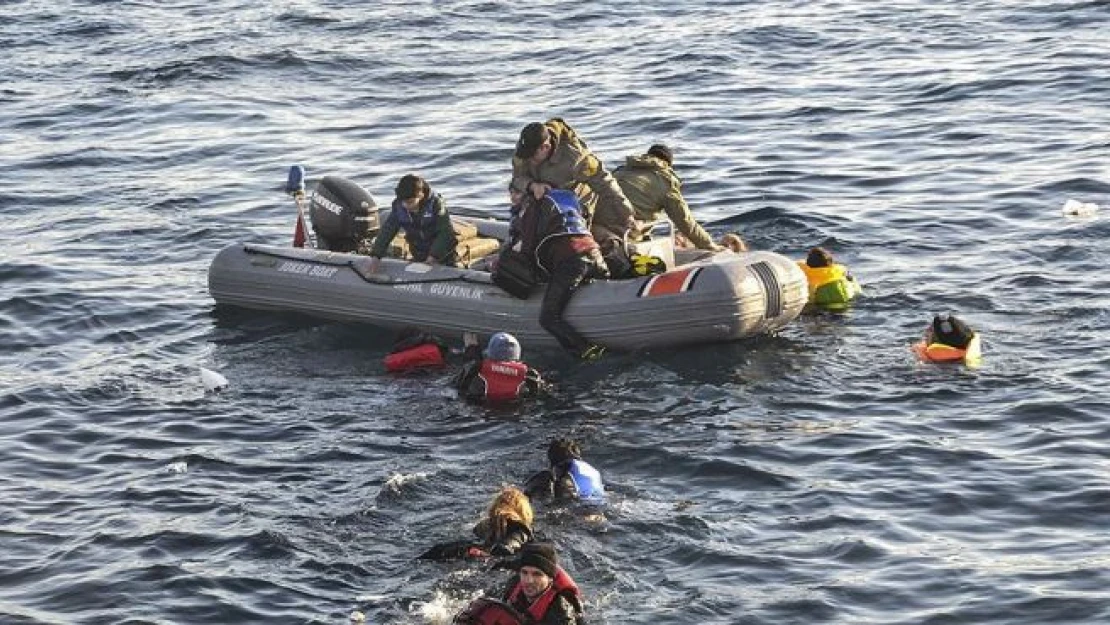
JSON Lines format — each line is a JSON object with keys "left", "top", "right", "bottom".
{"left": 393, "top": 191, "right": 443, "bottom": 260}
{"left": 547, "top": 189, "right": 589, "bottom": 236}
{"left": 566, "top": 459, "right": 604, "bottom": 502}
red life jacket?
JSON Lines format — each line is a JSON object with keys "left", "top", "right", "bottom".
{"left": 507, "top": 567, "right": 583, "bottom": 623}
{"left": 452, "top": 597, "right": 527, "bottom": 625}
{"left": 478, "top": 359, "right": 529, "bottom": 402}
{"left": 384, "top": 343, "right": 445, "bottom": 372}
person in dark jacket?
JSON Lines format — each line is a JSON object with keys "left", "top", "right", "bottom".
{"left": 454, "top": 332, "right": 548, "bottom": 403}
{"left": 508, "top": 187, "right": 609, "bottom": 361}
{"left": 420, "top": 486, "right": 535, "bottom": 561}
{"left": 500, "top": 543, "right": 584, "bottom": 625}
{"left": 523, "top": 438, "right": 605, "bottom": 504}
{"left": 367, "top": 174, "right": 458, "bottom": 272}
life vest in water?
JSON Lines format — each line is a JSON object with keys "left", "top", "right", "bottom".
{"left": 566, "top": 459, "right": 605, "bottom": 502}
{"left": 797, "top": 262, "right": 860, "bottom": 309}
{"left": 478, "top": 359, "right": 529, "bottom": 402}
{"left": 452, "top": 597, "right": 527, "bottom": 625}
{"left": 912, "top": 333, "right": 982, "bottom": 367}
{"left": 384, "top": 343, "right": 446, "bottom": 372}
{"left": 506, "top": 567, "right": 584, "bottom": 624}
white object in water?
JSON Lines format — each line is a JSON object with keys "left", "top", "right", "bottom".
{"left": 200, "top": 367, "right": 229, "bottom": 392}
{"left": 1062, "top": 199, "right": 1099, "bottom": 216}
{"left": 349, "top": 611, "right": 366, "bottom": 623}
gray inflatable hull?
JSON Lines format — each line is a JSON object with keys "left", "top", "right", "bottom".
{"left": 207, "top": 243, "right": 808, "bottom": 351}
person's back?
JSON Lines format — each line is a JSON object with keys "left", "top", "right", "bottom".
{"left": 455, "top": 332, "right": 547, "bottom": 403}
{"left": 614, "top": 145, "right": 720, "bottom": 251}
{"left": 524, "top": 438, "right": 605, "bottom": 504}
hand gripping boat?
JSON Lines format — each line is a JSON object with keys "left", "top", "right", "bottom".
{"left": 207, "top": 176, "right": 809, "bottom": 351}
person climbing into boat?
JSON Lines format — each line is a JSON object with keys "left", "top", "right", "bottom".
{"left": 367, "top": 174, "right": 458, "bottom": 273}
{"left": 913, "top": 314, "right": 982, "bottom": 365}
{"left": 613, "top": 143, "right": 724, "bottom": 252}
{"left": 797, "top": 246, "right": 861, "bottom": 309}
{"left": 499, "top": 542, "right": 584, "bottom": 625}
{"left": 383, "top": 326, "right": 450, "bottom": 373}
{"left": 512, "top": 118, "right": 636, "bottom": 249}
{"left": 507, "top": 185, "right": 609, "bottom": 361}
{"left": 420, "top": 486, "right": 536, "bottom": 562}
{"left": 522, "top": 438, "right": 605, "bottom": 504}
{"left": 454, "top": 332, "right": 548, "bottom": 403}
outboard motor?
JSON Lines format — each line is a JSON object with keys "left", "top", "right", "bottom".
{"left": 309, "top": 176, "right": 379, "bottom": 253}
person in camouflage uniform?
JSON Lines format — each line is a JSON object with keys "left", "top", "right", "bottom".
{"left": 511, "top": 118, "right": 636, "bottom": 246}
{"left": 614, "top": 144, "right": 723, "bottom": 252}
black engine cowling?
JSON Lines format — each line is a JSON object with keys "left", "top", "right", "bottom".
{"left": 309, "top": 176, "right": 379, "bottom": 252}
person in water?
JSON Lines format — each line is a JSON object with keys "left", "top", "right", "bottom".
{"left": 421, "top": 486, "right": 535, "bottom": 561}
{"left": 367, "top": 174, "right": 458, "bottom": 272}
{"left": 506, "top": 185, "right": 609, "bottom": 361}
{"left": 523, "top": 438, "right": 605, "bottom": 504}
{"left": 500, "top": 542, "right": 584, "bottom": 625}
{"left": 512, "top": 118, "right": 636, "bottom": 247}
{"left": 382, "top": 326, "right": 451, "bottom": 373}
{"left": 455, "top": 332, "right": 548, "bottom": 403}
{"left": 796, "top": 246, "right": 861, "bottom": 309}
{"left": 914, "top": 313, "right": 981, "bottom": 366}
{"left": 613, "top": 143, "right": 723, "bottom": 252}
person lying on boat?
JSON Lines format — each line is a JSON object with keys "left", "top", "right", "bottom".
{"left": 420, "top": 486, "right": 535, "bottom": 562}
{"left": 522, "top": 438, "right": 605, "bottom": 505}
{"left": 383, "top": 326, "right": 451, "bottom": 373}
{"left": 796, "top": 246, "right": 861, "bottom": 309}
{"left": 512, "top": 118, "right": 636, "bottom": 249}
{"left": 455, "top": 332, "right": 548, "bottom": 404}
{"left": 367, "top": 174, "right": 459, "bottom": 273}
{"left": 507, "top": 186, "right": 609, "bottom": 362}
{"left": 613, "top": 143, "right": 724, "bottom": 252}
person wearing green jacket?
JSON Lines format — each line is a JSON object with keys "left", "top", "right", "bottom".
{"left": 367, "top": 174, "right": 458, "bottom": 273}
{"left": 614, "top": 144, "right": 723, "bottom": 252}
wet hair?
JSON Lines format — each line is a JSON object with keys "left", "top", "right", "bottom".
{"left": 931, "top": 314, "right": 974, "bottom": 349}
{"left": 547, "top": 438, "right": 582, "bottom": 467}
{"left": 516, "top": 122, "right": 549, "bottom": 159}
{"left": 806, "top": 247, "right": 834, "bottom": 268}
{"left": 647, "top": 143, "right": 673, "bottom": 165}
{"left": 395, "top": 174, "right": 429, "bottom": 201}
{"left": 486, "top": 486, "right": 534, "bottom": 540}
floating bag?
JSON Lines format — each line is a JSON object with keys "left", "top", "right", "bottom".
{"left": 492, "top": 248, "right": 536, "bottom": 299}
{"left": 452, "top": 598, "right": 527, "bottom": 625}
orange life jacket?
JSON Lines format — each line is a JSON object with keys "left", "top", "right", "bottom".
{"left": 384, "top": 343, "right": 445, "bottom": 372}
{"left": 912, "top": 333, "right": 982, "bottom": 366}
{"left": 478, "top": 360, "right": 529, "bottom": 402}
{"left": 507, "top": 567, "right": 583, "bottom": 623}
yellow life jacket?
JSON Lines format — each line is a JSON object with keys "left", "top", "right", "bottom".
{"left": 912, "top": 333, "right": 982, "bottom": 368}
{"left": 796, "top": 262, "right": 860, "bottom": 307}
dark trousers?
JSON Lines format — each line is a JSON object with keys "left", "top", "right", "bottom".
{"left": 539, "top": 252, "right": 607, "bottom": 354}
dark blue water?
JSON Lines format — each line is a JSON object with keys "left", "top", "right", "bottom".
{"left": 3, "top": 1, "right": 1109, "bottom": 623}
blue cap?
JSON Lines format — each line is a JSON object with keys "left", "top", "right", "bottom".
{"left": 285, "top": 165, "right": 306, "bottom": 194}
{"left": 485, "top": 332, "right": 521, "bottom": 361}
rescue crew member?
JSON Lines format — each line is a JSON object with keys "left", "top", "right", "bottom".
{"left": 454, "top": 332, "right": 548, "bottom": 403}
{"left": 512, "top": 118, "right": 636, "bottom": 247}
{"left": 510, "top": 188, "right": 609, "bottom": 361}
{"left": 523, "top": 438, "right": 605, "bottom": 504}
{"left": 501, "top": 543, "right": 584, "bottom": 625}
{"left": 614, "top": 144, "right": 724, "bottom": 252}
{"left": 420, "top": 486, "right": 535, "bottom": 561}
{"left": 797, "top": 246, "right": 861, "bottom": 309}
{"left": 367, "top": 174, "right": 458, "bottom": 272}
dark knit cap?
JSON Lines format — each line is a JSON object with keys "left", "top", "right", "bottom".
{"left": 516, "top": 122, "right": 549, "bottom": 159}
{"left": 518, "top": 542, "right": 558, "bottom": 578}
{"left": 647, "top": 143, "right": 673, "bottom": 165}
{"left": 806, "top": 247, "right": 833, "bottom": 268}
